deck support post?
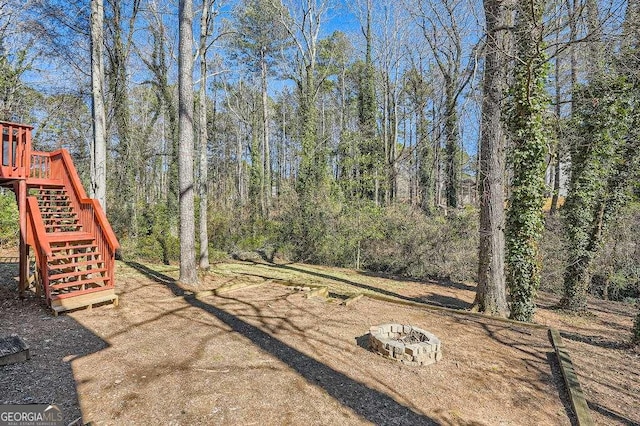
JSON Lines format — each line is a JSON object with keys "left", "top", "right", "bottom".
{"left": 17, "top": 179, "right": 28, "bottom": 297}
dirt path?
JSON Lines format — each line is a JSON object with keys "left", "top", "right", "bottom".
{"left": 1, "top": 256, "right": 638, "bottom": 425}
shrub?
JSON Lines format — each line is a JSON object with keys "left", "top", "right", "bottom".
{"left": 539, "top": 215, "right": 567, "bottom": 294}
{"left": 363, "top": 204, "right": 478, "bottom": 282}
{"left": 590, "top": 202, "right": 640, "bottom": 302}
{"left": 0, "top": 190, "right": 18, "bottom": 248}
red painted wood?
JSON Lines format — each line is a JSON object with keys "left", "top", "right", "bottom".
{"left": 48, "top": 259, "right": 104, "bottom": 270}
{"left": 50, "top": 276, "right": 110, "bottom": 291}
{"left": 50, "top": 243, "right": 97, "bottom": 253}
{"left": 51, "top": 286, "right": 114, "bottom": 300}
{"left": 49, "top": 267, "right": 107, "bottom": 281}
{"left": 4, "top": 122, "right": 119, "bottom": 308}
{"left": 47, "top": 232, "right": 95, "bottom": 243}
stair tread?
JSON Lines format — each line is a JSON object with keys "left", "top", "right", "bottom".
{"left": 50, "top": 267, "right": 108, "bottom": 281}
{"left": 47, "top": 232, "right": 95, "bottom": 243}
{"left": 50, "top": 250, "right": 101, "bottom": 260}
{"left": 50, "top": 276, "right": 110, "bottom": 291}
{"left": 41, "top": 213, "right": 77, "bottom": 217}
{"left": 48, "top": 259, "right": 104, "bottom": 270}
{"left": 50, "top": 288, "right": 116, "bottom": 310}
{"left": 50, "top": 243, "right": 97, "bottom": 253}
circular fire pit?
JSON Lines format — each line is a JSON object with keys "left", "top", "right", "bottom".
{"left": 369, "top": 324, "right": 442, "bottom": 366}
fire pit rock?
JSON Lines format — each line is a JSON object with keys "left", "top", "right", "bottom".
{"left": 369, "top": 324, "right": 442, "bottom": 366}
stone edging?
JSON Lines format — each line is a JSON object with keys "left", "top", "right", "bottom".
{"left": 369, "top": 324, "right": 443, "bottom": 366}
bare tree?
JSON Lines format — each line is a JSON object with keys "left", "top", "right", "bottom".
{"left": 273, "top": 0, "right": 332, "bottom": 193}
{"left": 472, "top": 0, "right": 512, "bottom": 317}
{"left": 90, "top": 0, "right": 107, "bottom": 211}
{"left": 179, "top": 0, "right": 198, "bottom": 285}
{"left": 198, "top": 0, "right": 216, "bottom": 270}
{"left": 410, "top": 0, "right": 481, "bottom": 209}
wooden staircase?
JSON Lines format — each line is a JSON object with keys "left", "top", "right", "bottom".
{"left": 1, "top": 121, "right": 119, "bottom": 314}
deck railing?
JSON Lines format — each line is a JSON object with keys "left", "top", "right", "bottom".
{"left": 29, "top": 152, "right": 52, "bottom": 180}
{"left": 0, "top": 121, "right": 33, "bottom": 179}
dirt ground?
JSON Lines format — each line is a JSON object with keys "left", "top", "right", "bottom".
{"left": 1, "top": 253, "right": 639, "bottom": 425}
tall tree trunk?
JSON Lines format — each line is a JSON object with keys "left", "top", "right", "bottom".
{"left": 261, "top": 50, "right": 271, "bottom": 216}
{"left": 550, "top": 50, "right": 561, "bottom": 215}
{"left": 473, "top": 0, "right": 511, "bottom": 317}
{"left": 418, "top": 106, "right": 433, "bottom": 214}
{"left": 585, "top": 0, "right": 602, "bottom": 79}
{"left": 178, "top": 0, "right": 198, "bottom": 285}
{"left": 358, "top": 0, "right": 377, "bottom": 200}
{"left": 198, "top": 0, "right": 211, "bottom": 270}
{"left": 505, "top": 0, "right": 549, "bottom": 322}
{"left": 91, "top": 0, "right": 107, "bottom": 211}
{"left": 444, "top": 79, "right": 459, "bottom": 209}
{"left": 106, "top": 0, "right": 139, "bottom": 235}
{"left": 236, "top": 129, "right": 244, "bottom": 202}
{"left": 433, "top": 103, "right": 442, "bottom": 208}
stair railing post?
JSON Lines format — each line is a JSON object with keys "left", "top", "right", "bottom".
{"left": 17, "top": 179, "right": 28, "bottom": 297}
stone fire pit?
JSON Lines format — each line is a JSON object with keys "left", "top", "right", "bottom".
{"left": 369, "top": 324, "right": 442, "bottom": 366}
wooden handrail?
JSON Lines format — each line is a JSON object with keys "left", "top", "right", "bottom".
{"left": 0, "top": 120, "right": 34, "bottom": 129}
{"left": 49, "top": 149, "right": 120, "bottom": 251}
{"left": 26, "top": 197, "right": 52, "bottom": 258}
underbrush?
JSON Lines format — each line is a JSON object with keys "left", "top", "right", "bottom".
{"left": 113, "top": 194, "right": 638, "bottom": 305}
{"left": 0, "top": 190, "right": 18, "bottom": 248}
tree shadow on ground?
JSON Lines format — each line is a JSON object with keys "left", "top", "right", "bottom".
{"left": 559, "top": 331, "right": 632, "bottom": 350}
{"left": 419, "top": 293, "right": 471, "bottom": 310}
{"left": 356, "top": 269, "right": 476, "bottom": 292}
{"left": 0, "top": 258, "right": 109, "bottom": 425}
{"left": 588, "top": 402, "right": 638, "bottom": 426}
{"left": 126, "top": 261, "right": 438, "bottom": 425}
{"left": 253, "top": 249, "right": 475, "bottom": 296}
{"left": 245, "top": 260, "right": 473, "bottom": 311}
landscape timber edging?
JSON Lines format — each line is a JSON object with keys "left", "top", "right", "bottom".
{"left": 549, "top": 329, "right": 594, "bottom": 426}
{"left": 341, "top": 293, "right": 364, "bottom": 306}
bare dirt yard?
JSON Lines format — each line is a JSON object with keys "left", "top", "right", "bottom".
{"left": 1, "top": 252, "right": 639, "bottom": 425}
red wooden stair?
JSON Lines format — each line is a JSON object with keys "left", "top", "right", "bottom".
{"left": 0, "top": 121, "right": 119, "bottom": 314}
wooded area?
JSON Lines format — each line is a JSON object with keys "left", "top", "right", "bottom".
{"left": 0, "top": 0, "right": 639, "bottom": 340}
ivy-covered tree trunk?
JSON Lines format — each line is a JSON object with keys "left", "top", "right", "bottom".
{"left": 505, "top": 0, "right": 549, "bottom": 322}
{"left": 297, "top": 66, "right": 320, "bottom": 194}
{"left": 417, "top": 109, "right": 433, "bottom": 215}
{"left": 357, "top": 0, "right": 378, "bottom": 201}
{"left": 444, "top": 78, "right": 459, "bottom": 209}
{"left": 561, "top": 78, "right": 633, "bottom": 311}
{"left": 249, "top": 113, "right": 264, "bottom": 223}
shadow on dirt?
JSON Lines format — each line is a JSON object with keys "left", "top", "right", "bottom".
{"left": 0, "top": 257, "right": 109, "bottom": 424}
{"left": 241, "top": 259, "right": 473, "bottom": 311}
{"left": 126, "top": 261, "right": 439, "bottom": 425}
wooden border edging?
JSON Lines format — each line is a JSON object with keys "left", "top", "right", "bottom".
{"left": 550, "top": 329, "right": 594, "bottom": 426}
{"left": 307, "top": 286, "right": 328, "bottom": 299}
{"left": 341, "top": 293, "right": 364, "bottom": 306}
